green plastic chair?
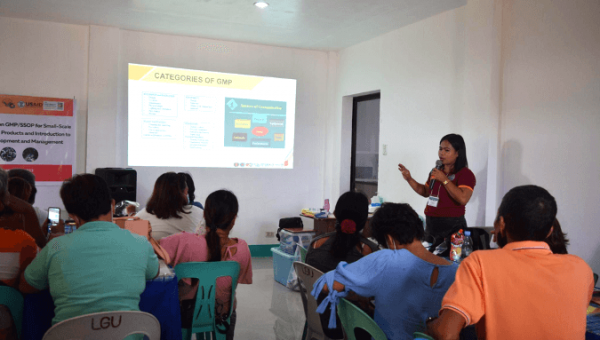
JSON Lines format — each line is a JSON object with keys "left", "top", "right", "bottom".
{"left": 0, "top": 286, "right": 24, "bottom": 339}
{"left": 298, "top": 245, "right": 308, "bottom": 262}
{"left": 336, "top": 298, "right": 387, "bottom": 340}
{"left": 413, "top": 331, "right": 435, "bottom": 340}
{"left": 174, "top": 261, "right": 240, "bottom": 340}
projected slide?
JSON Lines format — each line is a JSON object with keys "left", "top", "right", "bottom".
{"left": 128, "top": 64, "right": 296, "bottom": 169}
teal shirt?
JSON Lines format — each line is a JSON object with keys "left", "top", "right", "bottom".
{"left": 25, "top": 221, "right": 159, "bottom": 324}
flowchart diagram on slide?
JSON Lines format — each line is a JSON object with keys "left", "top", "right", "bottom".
{"left": 223, "top": 97, "right": 286, "bottom": 149}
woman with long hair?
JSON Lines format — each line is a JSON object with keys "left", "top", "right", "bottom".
{"left": 305, "top": 191, "right": 378, "bottom": 339}
{"left": 398, "top": 133, "right": 476, "bottom": 255}
{"left": 306, "top": 191, "right": 378, "bottom": 273}
{"left": 160, "top": 190, "right": 252, "bottom": 340}
{"left": 136, "top": 172, "right": 204, "bottom": 240}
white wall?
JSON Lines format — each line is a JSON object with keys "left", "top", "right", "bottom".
{"left": 0, "top": 17, "right": 89, "bottom": 212}
{"left": 329, "top": 0, "right": 503, "bottom": 227}
{"left": 86, "top": 26, "right": 332, "bottom": 244}
{"left": 499, "top": 0, "right": 600, "bottom": 269}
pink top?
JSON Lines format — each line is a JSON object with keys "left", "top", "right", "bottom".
{"left": 160, "top": 232, "right": 253, "bottom": 314}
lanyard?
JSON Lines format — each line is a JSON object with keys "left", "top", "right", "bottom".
{"left": 433, "top": 172, "right": 453, "bottom": 198}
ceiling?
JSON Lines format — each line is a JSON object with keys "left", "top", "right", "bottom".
{"left": 0, "top": 0, "right": 465, "bottom": 51}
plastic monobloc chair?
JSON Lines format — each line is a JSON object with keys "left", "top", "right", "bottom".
{"left": 174, "top": 261, "right": 240, "bottom": 340}
{"left": 42, "top": 311, "right": 160, "bottom": 340}
{"left": 413, "top": 331, "right": 435, "bottom": 340}
{"left": 336, "top": 298, "right": 387, "bottom": 340}
{"left": 0, "top": 286, "right": 24, "bottom": 339}
{"left": 293, "top": 261, "right": 336, "bottom": 340}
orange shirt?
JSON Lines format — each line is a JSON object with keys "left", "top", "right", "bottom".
{"left": 441, "top": 241, "right": 593, "bottom": 340}
{"left": 0, "top": 228, "right": 38, "bottom": 287}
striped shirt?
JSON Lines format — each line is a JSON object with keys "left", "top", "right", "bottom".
{"left": 0, "top": 228, "right": 37, "bottom": 287}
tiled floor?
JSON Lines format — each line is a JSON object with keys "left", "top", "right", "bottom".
{"left": 235, "top": 257, "right": 305, "bottom": 340}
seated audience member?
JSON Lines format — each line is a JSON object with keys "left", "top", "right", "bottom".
{"left": 20, "top": 174, "right": 159, "bottom": 326}
{"left": 0, "top": 169, "right": 38, "bottom": 340}
{"left": 545, "top": 218, "right": 569, "bottom": 254}
{"left": 306, "top": 191, "right": 378, "bottom": 273}
{"left": 426, "top": 185, "right": 593, "bottom": 340}
{"left": 7, "top": 177, "right": 33, "bottom": 202}
{"left": 160, "top": 190, "right": 252, "bottom": 340}
{"left": 305, "top": 191, "right": 378, "bottom": 339}
{"left": 0, "top": 171, "right": 45, "bottom": 248}
{"left": 312, "top": 203, "right": 458, "bottom": 340}
{"left": 179, "top": 172, "right": 204, "bottom": 210}
{"left": 136, "top": 172, "right": 204, "bottom": 240}
{"left": 7, "top": 169, "right": 47, "bottom": 226}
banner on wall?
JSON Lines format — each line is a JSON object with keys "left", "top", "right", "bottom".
{"left": 0, "top": 94, "right": 76, "bottom": 182}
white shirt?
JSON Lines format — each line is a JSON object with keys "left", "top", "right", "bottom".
{"left": 34, "top": 206, "right": 48, "bottom": 227}
{"left": 136, "top": 205, "right": 204, "bottom": 241}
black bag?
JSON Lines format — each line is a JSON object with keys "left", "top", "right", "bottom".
{"left": 464, "top": 227, "right": 491, "bottom": 251}
{"left": 276, "top": 217, "right": 303, "bottom": 241}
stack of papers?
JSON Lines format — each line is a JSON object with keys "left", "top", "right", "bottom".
{"left": 301, "top": 209, "right": 316, "bottom": 217}
{"left": 301, "top": 209, "right": 329, "bottom": 218}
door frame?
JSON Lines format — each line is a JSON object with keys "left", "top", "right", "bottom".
{"left": 350, "top": 92, "right": 380, "bottom": 192}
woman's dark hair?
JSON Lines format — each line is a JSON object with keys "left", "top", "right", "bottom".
{"left": 440, "top": 134, "right": 468, "bottom": 172}
{"left": 370, "top": 203, "right": 424, "bottom": 248}
{"left": 146, "top": 172, "right": 189, "bottom": 219}
{"left": 178, "top": 172, "right": 196, "bottom": 204}
{"left": 204, "top": 190, "right": 239, "bottom": 262}
{"left": 7, "top": 168, "right": 37, "bottom": 204}
{"left": 60, "top": 174, "right": 112, "bottom": 222}
{"left": 8, "top": 177, "right": 33, "bottom": 201}
{"left": 329, "top": 191, "right": 369, "bottom": 259}
{"left": 498, "top": 185, "right": 556, "bottom": 242}
{"left": 545, "top": 218, "right": 569, "bottom": 254}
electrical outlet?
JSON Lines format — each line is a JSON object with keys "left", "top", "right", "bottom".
{"left": 383, "top": 144, "right": 387, "bottom": 155}
{"left": 265, "top": 231, "right": 275, "bottom": 238}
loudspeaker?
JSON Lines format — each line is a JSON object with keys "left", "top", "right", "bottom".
{"left": 94, "top": 168, "right": 137, "bottom": 203}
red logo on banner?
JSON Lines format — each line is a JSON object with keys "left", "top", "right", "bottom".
{"left": 0, "top": 164, "right": 72, "bottom": 182}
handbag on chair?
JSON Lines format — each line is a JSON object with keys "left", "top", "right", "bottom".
{"left": 114, "top": 217, "right": 171, "bottom": 264}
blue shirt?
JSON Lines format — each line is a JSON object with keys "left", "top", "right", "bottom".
{"left": 25, "top": 221, "right": 159, "bottom": 324}
{"left": 315, "top": 249, "right": 458, "bottom": 340}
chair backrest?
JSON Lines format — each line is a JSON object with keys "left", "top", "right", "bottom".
{"left": 298, "top": 245, "right": 308, "bottom": 262}
{"left": 413, "top": 331, "right": 435, "bottom": 340}
{"left": 293, "top": 262, "right": 329, "bottom": 339}
{"left": 174, "top": 261, "right": 240, "bottom": 338}
{"left": 41, "top": 311, "right": 160, "bottom": 340}
{"left": 0, "top": 286, "right": 24, "bottom": 339}
{"left": 336, "top": 298, "right": 387, "bottom": 340}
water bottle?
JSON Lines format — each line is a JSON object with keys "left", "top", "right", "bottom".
{"left": 462, "top": 231, "right": 473, "bottom": 259}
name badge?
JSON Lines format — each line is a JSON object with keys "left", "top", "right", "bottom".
{"left": 427, "top": 196, "right": 439, "bottom": 207}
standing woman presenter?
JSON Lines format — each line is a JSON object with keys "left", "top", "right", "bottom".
{"left": 397, "top": 134, "right": 475, "bottom": 255}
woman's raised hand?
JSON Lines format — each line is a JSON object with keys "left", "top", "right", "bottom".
{"left": 397, "top": 163, "right": 412, "bottom": 181}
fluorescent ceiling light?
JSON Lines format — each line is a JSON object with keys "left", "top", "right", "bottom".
{"left": 254, "top": 1, "right": 269, "bottom": 9}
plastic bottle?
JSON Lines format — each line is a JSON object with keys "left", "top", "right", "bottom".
{"left": 450, "top": 229, "right": 464, "bottom": 262}
{"left": 462, "top": 231, "right": 473, "bottom": 259}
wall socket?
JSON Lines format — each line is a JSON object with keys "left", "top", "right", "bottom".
{"left": 265, "top": 231, "right": 275, "bottom": 238}
{"left": 383, "top": 144, "right": 387, "bottom": 155}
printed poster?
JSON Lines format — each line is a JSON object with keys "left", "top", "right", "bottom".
{"left": 0, "top": 94, "right": 75, "bottom": 182}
